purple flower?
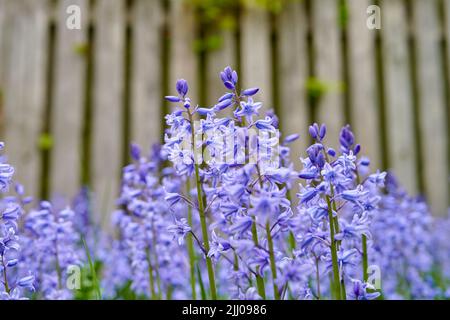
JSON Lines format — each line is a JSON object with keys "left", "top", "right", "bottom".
{"left": 283, "top": 134, "right": 300, "bottom": 145}
{"left": 168, "top": 218, "right": 191, "bottom": 245}
{"left": 241, "top": 88, "right": 259, "bottom": 96}
{"left": 176, "top": 79, "right": 189, "bottom": 97}
{"left": 234, "top": 98, "right": 262, "bottom": 123}
{"left": 229, "top": 216, "right": 253, "bottom": 238}
{"left": 208, "top": 231, "right": 231, "bottom": 261}
{"left": 308, "top": 123, "right": 326, "bottom": 141}
{"left": 220, "top": 66, "right": 238, "bottom": 90}
{"left": 348, "top": 279, "right": 380, "bottom": 300}
{"left": 340, "top": 185, "right": 369, "bottom": 203}
{"left": 0, "top": 164, "right": 14, "bottom": 193}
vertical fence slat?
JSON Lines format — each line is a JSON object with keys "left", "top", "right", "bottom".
{"left": 381, "top": 0, "right": 417, "bottom": 195}
{"left": 0, "top": 0, "right": 5, "bottom": 135}
{"left": 412, "top": 0, "right": 448, "bottom": 215}
{"left": 93, "top": 0, "right": 125, "bottom": 221}
{"left": 169, "top": 0, "right": 198, "bottom": 104}
{"left": 131, "top": 0, "right": 163, "bottom": 149}
{"left": 206, "top": 29, "right": 236, "bottom": 106}
{"left": 50, "top": 0, "right": 87, "bottom": 199}
{"left": 241, "top": 5, "right": 272, "bottom": 110}
{"left": 0, "top": 0, "right": 5, "bottom": 91}
{"left": 277, "top": 1, "right": 309, "bottom": 163}
{"left": 2, "top": 0, "right": 49, "bottom": 198}
{"left": 347, "top": 0, "right": 381, "bottom": 169}
{"left": 444, "top": 0, "right": 450, "bottom": 208}
{"left": 311, "top": 0, "right": 344, "bottom": 146}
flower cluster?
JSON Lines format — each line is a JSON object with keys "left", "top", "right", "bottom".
{"left": 0, "top": 67, "right": 449, "bottom": 300}
{"left": 0, "top": 143, "right": 35, "bottom": 299}
{"left": 20, "top": 201, "right": 81, "bottom": 299}
{"left": 110, "top": 144, "right": 191, "bottom": 299}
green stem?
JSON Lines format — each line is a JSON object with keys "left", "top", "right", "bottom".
{"left": 151, "top": 223, "right": 162, "bottom": 299}
{"left": 2, "top": 256, "right": 10, "bottom": 294}
{"left": 362, "top": 234, "right": 369, "bottom": 282}
{"left": 315, "top": 257, "right": 321, "bottom": 300}
{"left": 326, "top": 195, "right": 341, "bottom": 300}
{"left": 266, "top": 222, "right": 280, "bottom": 300}
{"left": 145, "top": 248, "right": 157, "bottom": 300}
{"left": 355, "top": 172, "right": 369, "bottom": 283}
{"left": 283, "top": 183, "right": 297, "bottom": 254}
{"left": 340, "top": 275, "right": 347, "bottom": 299}
{"left": 251, "top": 217, "right": 266, "bottom": 299}
{"left": 186, "top": 179, "right": 197, "bottom": 300}
{"left": 195, "top": 163, "right": 217, "bottom": 300}
{"left": 188, "top": 111, "right": 217, "bottom": 300}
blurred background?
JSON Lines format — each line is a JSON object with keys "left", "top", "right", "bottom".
{"left": 0, "top": 0, "right": 448, "bottom": 219}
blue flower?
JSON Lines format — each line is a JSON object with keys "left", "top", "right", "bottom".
{"left": 220, "top": 66, "right": 238, "bottom": 90}
{"left": 167, "top": 218, "right": 191, "bottom": 245}
{"left": 348, "top": 279, "right": 380, "bottom": 300}
{"left": 176, "top": 79, "right": 189, "bottom": 97}
{"left": 235, "top": 98, "right": 262, "bottom": 123}
{"left": 308, "top": 123, "right": 326, "bottom": 141}
{"left": 0, "top": 164, "right": 14, "bottom": 192}
{"left": 208, "top": 231, "right": 231, "bottom": 261}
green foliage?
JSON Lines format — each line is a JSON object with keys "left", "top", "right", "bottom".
{"left": 113, "top": 281, "right": 148, "bottom": 300}
{"left": 338, "top": 0, "right": 349, "bottom": 28}
{"left": 306, "top": 77, "right": 345, "bottom": 101}
{"left": 196, "top": 264, "right": 207, "bottom": 300}
{"left": 38, "top": 133, "right": 53, "bottom": 151}
{"left": 187, "top": 0, "right": 301, "bottom": 54}
{"left": 73, "top": 42, "right": 89, "bottom": 56}
{"left": 73, "top": 261, "right": 103, "bottom": 300}
{"left": 82, "top": 238, "right": 102, "bottom": 299}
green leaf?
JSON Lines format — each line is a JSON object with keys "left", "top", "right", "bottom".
{"left": 82, "top": 237, "right": 102, "bottom": 300}
{"left": 38, "top": 133, "right": 53, "bottom": 151}
{"left": 196, "top": 264, "right": 207, "bottom": 300}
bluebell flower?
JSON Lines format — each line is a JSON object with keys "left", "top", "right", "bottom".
{"left": 237, "top": 287, "right": 262, "bottom": 300}
{"left": 229, "top": 216, "right": 253, "bottom": 238}
{"left": 0, "top": 164, "right": 14, "bottom": 193}
{"left": 309, "top": 123, "right": 326, "bottom": 141}
{"left": 167, "top": 218, "right": 191, "bottom": 245}
{"left": 249, "top": 248, "right": 270, "bottom": 277}
{"left": 220, "top": 66, "right": 238, "bottom": 90}
{"left": 241, "top": 88, "right": 259, "bottom": 97}
{"left": 176, "top": 79, "right": 189, "bottom": 97}
{"left": 348, "top": 279, "right": 380, "bottom": 300}
{"left": 234, "top": 98, "right": 262, "bottom": 123}
{"left": 208, "top": 231, "right": 231, "bottom": 261}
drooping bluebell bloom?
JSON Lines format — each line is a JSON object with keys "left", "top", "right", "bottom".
{"left": 167, "top": 218, "right": 191, "bottom": 245}
{"left": 220, "top": 66, "right": 238, "bottom": 90}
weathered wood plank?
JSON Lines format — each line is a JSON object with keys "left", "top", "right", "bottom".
{"left": 347, "top": 0, "right": 381, "bottom": 169}
{"left": 380, "top": 0, "right": 417, "bottom": 194}
{"left": 412, "top": 0, "right": 448, "bottom": 215}
{"left": 92, "top": 0, "right": 125, "bottom": 222}
{"left": 0, "top": 0, "right": 5, "bottom": 89}
{"left": 0, "top": 0, "right": 6, "bottom": 135}
{"left": 169, "top": 0, "right": 198, "bottom": 104}
{"left": 2, "top": 0, "right": 50, "bottom": 198}
{"left": 444, "top": 0, "right": 450, "bottom": 209}
{"left": 241, "top": 5, "right": 272, "bottom": 111}
{"left": 130, "top": 0, "right": 163, "bottom": 150}
{"left": 277, "top": 1, "right": 309, "bottom": 164}
{"left": 205, "top": 29, "right": 236, "bottom": 106}
{"left": 311, "top": 0, "right": 344, "bottom": 147}
{"left": 50, "top": 0, "right": 87, "bottom": 199}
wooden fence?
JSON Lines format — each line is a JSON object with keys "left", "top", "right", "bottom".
{"left": 0, "top": 0, "right": 448, "bottom": 218}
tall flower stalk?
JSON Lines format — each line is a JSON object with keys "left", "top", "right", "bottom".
{"left": 187, "top": 109, "right": 218, "bottom": 300}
